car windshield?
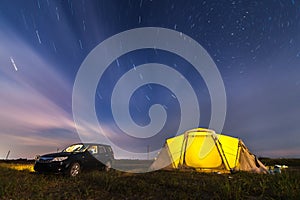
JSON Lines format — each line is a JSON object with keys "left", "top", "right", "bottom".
{"left": 62, "top": 144, "right": 87, "bottom": 153}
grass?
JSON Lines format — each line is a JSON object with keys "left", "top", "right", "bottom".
{"left": 0, "top": 162, "right": 299, "bottom": 200}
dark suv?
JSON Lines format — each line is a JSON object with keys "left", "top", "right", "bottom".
{"left": 34, "top": 143, "right": 114, "bottom": 177}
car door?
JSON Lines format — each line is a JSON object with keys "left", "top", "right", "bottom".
{"left": 85, "top": 145, "right": 100, "bottom": 169}
{"left": 96, "top": 145, "right": 109, "bottom": 166}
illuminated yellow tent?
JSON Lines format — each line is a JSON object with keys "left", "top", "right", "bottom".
{"left": 150, "top": 128, "right": 268, "bottom": 173}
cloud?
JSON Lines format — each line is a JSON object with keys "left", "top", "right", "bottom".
{"left": 0, "top": 27, "right": 79, "bottom": 159}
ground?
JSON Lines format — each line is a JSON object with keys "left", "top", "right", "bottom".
{"left": 0, "top": 160, "right": 299, "bottom": 200}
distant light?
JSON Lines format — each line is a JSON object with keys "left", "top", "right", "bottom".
{"left": 10, "top": 57, "right": 18, "bottom": 71}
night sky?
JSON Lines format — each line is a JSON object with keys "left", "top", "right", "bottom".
{"left": 0, "top": 0, "right": 300, "bottom": 159}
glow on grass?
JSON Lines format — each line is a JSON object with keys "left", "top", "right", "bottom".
{"left": 0, "top": 163, "right": 34, "bottom": 172}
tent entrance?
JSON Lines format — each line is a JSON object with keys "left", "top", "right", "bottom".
{"left": 179, "top": 134, "right": 228, "bottom": 170}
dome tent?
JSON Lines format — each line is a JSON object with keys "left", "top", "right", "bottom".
{"left": 150, "top": 128, "right": 268, "bottom": 173}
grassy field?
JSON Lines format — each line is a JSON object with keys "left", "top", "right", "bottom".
{"left": 0, "top": 161, "right": 299, "bottom": 200}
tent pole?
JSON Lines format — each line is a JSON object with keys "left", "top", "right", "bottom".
{"left": 217, "top": 139, "right": 232, "bottom": 171}
{"left": 212, "top": 134, "right": 232, "bottom": 171}
{"left": 180, "top": 131, "right": 190, "bottom": 168}
{"left": 234, "top": 140, "right": 242, "bottom": 168}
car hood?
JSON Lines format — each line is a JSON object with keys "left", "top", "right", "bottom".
{"left": 41, "top": 152, "right": 75, "bottom": 158}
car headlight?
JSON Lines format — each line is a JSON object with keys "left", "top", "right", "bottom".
{"left": 52, "top": 156, "right": 68, "bottom": 162}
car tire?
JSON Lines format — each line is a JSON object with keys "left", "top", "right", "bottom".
{"left": 68, "top": 162, "right": 81, "bottom": 177}
{"left": 105, "top": 160, "right": 112, "bottom": 172}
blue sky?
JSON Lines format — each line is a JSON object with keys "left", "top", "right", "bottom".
{"left": 0, "top": 0, "right": 300, "bottom": 159}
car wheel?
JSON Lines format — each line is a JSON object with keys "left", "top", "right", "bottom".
{"left": 105, "top": 161, "right": 112, "bottom": 172}
{"left": 69, "top": 162, "right": 81, "bottom": 177}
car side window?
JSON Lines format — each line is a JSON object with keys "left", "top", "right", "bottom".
{"left": 98, "top": 146, "right": 106, "bottom": 153}
{"left": 107, "top": 147, "right": 112, "bottom": 153}
{"left": 88, "top": 145, "right": 98, "bottom": 154}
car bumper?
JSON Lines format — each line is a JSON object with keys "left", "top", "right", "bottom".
{"left": 34, "top": 161, "right": 70, "bottom": 173}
